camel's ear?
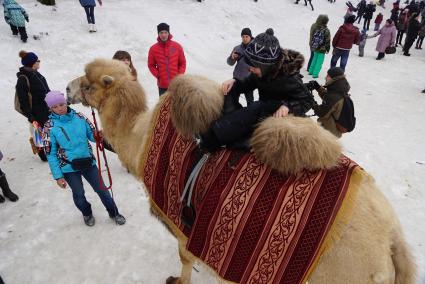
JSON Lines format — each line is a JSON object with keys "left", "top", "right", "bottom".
{"left": 101, "top": 75, "right": 114, "bottom": 87}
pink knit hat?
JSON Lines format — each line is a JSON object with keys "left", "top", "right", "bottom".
{"left": 45, "top": 91, "right": 66, "bottom": 108}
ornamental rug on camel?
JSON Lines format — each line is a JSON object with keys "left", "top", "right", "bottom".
{"left": 141, "top": 95, "right": 358, "bottom": 284}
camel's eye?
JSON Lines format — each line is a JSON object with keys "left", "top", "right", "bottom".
{"left": 81, "top": 85, "right": 92, "bottom": 95}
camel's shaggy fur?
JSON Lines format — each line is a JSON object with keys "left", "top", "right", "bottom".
{"left": 82, "top": 59, "right": 149, "bottom": 176}
{"left": 68, "top": 59, "right": 416, "bottom": 284}
{"left": 168, "top": 74, "right": 224, "bottom": 137}
{"left": 251, "top": 116, "right": 341, "bottom": 175}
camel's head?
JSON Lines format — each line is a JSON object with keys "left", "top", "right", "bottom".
{"left": 79, "top": 59, "right": 136, "bottom": 110}
{"left": 66, "top": 75, "right": 90, "bottom": 106}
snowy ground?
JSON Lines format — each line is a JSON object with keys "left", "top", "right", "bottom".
{"left": 0, "top": 0, "right": 424, "bottom": 283}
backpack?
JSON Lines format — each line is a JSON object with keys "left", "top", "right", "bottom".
{"left": 14, "top": 75, "right": 31, "bottom": 117}
{"left": 333, "top": 94, "right": 356, "bottom": 133}
{"left": 311, "top": 28, "right": 326, "bottom": 49}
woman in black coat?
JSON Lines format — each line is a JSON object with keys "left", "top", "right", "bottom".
{"left": 403, "top": 13, "right": 422, "bottom": 56}
{"left": 16, "top": 50, "right": 50, "bottom": 161}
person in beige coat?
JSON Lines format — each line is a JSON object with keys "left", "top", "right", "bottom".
{"left": 312, "top": 67, "right": 350, "bottom": 137}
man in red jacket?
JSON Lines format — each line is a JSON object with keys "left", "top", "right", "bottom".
{"left": 148, "top": 23, "right": 187, "bottom": 96}
{"left": 330, "top": 15, "right": 360, "bottom": 71}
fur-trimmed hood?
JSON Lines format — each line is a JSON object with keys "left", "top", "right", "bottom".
{"left": 274, "top": 49, "right": 305, "bottom": 77}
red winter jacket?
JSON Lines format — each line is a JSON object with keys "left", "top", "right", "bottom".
{"left": 374, "top": 14, "right": 384, "bottom": 24}
{"left": 332, "top": 23, "right": 361, "bottom": 50}
{"left": 148, "top": 35, "right": 186, "bottom": 89}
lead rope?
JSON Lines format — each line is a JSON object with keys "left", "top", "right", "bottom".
{"left": 91, "top": 108, "right": 118, "bottom": 223}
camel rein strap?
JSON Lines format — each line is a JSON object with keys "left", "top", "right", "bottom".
{"left": 91, "top": 107, "right": 112, "bottom": 190}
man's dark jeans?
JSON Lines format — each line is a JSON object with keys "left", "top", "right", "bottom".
{"left": 159, "top": 87, "right": 167, "bottom": 96}
{"left": 63, "top": 165, "right": 118, "bottom": 217}
{"left": 330, "top": 48, "right": 350, "bottom": 71}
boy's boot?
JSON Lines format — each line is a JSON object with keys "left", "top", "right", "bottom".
{"left": 0, "top": 194, "right": 5, "bottom": 203}
{"left": 0, "top": 173, "right": 19, "bottom": 202}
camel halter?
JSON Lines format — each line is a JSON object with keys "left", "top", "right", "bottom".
{"left": 91, "top": 107, "right": 113, "bottom": 191}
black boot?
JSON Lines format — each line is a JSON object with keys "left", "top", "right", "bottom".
{"left": 0, "top": 173, "right": 19, "bottom": 202}
{"left": 0, "top": 194, "right": 4, "bottom": 203}
{"left": 38, "top": 150, "right": 48, "bottom": 162}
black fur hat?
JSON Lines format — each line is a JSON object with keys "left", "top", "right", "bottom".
{"left": 245, "top": 28, "right": 281, "bottom": 66}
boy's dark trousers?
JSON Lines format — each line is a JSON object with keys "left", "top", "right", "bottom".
{"left": 200, "top": 95, "right": 282, "bottom": 152}
{"left": 10, "top": 24, "right": 28, "bottom": 42}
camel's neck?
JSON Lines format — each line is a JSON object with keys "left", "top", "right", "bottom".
{"left": 97, "top": 85, "right": 149, "bottom": 175}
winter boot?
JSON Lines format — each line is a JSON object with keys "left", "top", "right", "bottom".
{"left": 88, "top": 24, "right": 93, "bottom": 32}
{"left": 83, "top": 214, "right": 95, "bottom": 226}
{"left": 110, "top": 213, "right": 126, "bottom": 225}
{"left": 0, "top": 194, "right": 5, "bottom": 203}
{"left": 38, "top": 150, "right": 47, "bottom": 162}
{"left": 0, "top": 173, "right": 19, "bottom": 202}
{"left": 91, "top": 24, "right": 97, "bottom": 32}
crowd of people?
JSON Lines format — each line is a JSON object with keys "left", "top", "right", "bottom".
{"left": 2, "top": 0, "right": 424, "bottom": 227}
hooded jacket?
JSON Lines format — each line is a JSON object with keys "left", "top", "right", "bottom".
{"left": 43, "top": 108, "right": 96, "bottom": 180}
{"left": 313, "top": 75, "right": 350, "bottom": 138}
{"left": 309, "top": 15, "right": 331, "bottom": 53}
{"left": 229, "top": 49, "right": 314, "bottom": 116}
{"left": 405, "top": 16, "right": 422, "bottom": 38}
{"left": 364, "top": 3, "right": 376, "bottom": 19}
{"left": 3, "top": 0, "right": 28, "bottom": 27}
{"left": 332, "top": 23, "right": 361, "bottom": 50}
{"left": 79, "top": 0, "right": 97, "bottom": 7}
{"left": 148, "top": 34, "right": 186, "bottom": 89}
{"left": 227, "top": 41, "right": 252, "bottom": 81}
{"left": 16, "top": 67, "right": 50, "bottom": 125}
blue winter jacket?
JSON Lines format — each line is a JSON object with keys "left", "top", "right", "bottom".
{"left": 79, "top": 0, "right": 96, "bottom": 7}
{"left": 3, "top": 0, "right": 28, "bottom": 27}
{"left": 43, "top": 108, "right": 96, "bottom": 179}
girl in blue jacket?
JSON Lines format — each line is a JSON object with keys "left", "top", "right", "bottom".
{"left": 42, "top": 91, "right": 125, "bottom": 226}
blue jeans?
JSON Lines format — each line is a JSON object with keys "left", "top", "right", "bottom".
{"left": 83, "top": 6, "right": 95, "bottom": 24}
{"left": 63, "top": 165, "right": 118, "bottom": 217}
{"left": 330, "top": 48, "right": 350, "bottom": 71}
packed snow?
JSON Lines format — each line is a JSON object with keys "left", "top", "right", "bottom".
{"left": 0, "top": 0, "right": 424, "bottom": 283}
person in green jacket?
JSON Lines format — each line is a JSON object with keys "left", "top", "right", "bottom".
{"left": 308, "top": 15, "right": 331, "bottom": 78}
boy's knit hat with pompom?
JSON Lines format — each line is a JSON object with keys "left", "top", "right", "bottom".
{"left": 19, "top": 50, "right": 38, "bottom": 67}
{"left": 245, "top": 28, "right": 281, "bottom": 66}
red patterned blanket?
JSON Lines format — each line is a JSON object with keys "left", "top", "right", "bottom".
{"left": 142, "top": 96, "right": 358, "bottom": 284}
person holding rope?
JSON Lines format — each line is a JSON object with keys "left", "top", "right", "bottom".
{"left": 42, "top": 91, "right": 125, "bottom": 227}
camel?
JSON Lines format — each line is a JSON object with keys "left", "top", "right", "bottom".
{"left": 66, "top": 59, "right": 416, "bottom": 284}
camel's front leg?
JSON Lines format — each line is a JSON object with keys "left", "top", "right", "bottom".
{"left": 166, "top": 242, "right": 194, "bottom": 284}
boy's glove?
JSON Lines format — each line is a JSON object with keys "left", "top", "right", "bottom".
{"left": 25, "top": 16, "right": 29, "bottom": 22}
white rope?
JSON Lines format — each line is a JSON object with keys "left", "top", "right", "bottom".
{"left": 180, "top": 153, "right": 210, "bottom": 207}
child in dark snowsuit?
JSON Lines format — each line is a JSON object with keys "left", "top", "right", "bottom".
{"left": 359, "top": 28, "right": 369, "bottom": 56}
{"left": 200, "top": 29, "right": 314, "bottom": 152}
